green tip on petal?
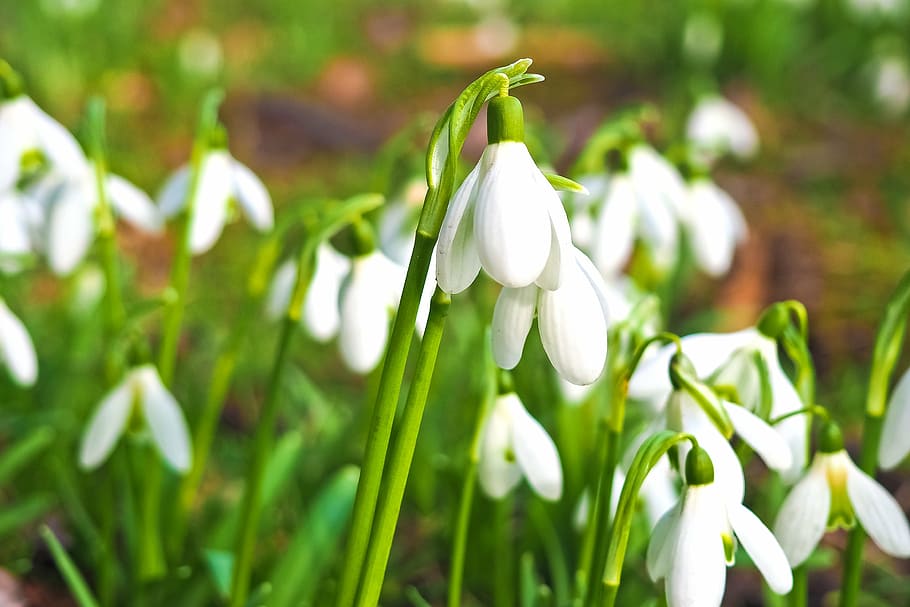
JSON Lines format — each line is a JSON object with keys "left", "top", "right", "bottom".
{"left": 818, "top": 420, "right": 844, "bottom": 453}
{"left": 757, "top": 303, "right": 789, "bottom": 339}
{"left": 487, "top": 95, "right": 524, "bottom": 144}
{"left": 685, "top": 445, "right": 715, "bottom": 486}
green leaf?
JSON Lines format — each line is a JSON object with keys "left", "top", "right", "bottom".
{"left": 0, "top": 494, "right": 54, "bottom": 538}
{"left": 0, "top": 426, "right": 54, "bottom": 486}
{"left": 544, "top": 173, "right": 589, "bottom": 194}
{"left": 203, "top": 549, "right": 234, "bottom": 600}
{"left": 405, "top": 586, "right": 433, "bottom": 607}
{"left": 862, "top": 268, "right": 910, "bottom": 417}
{"left": 40, "top": 525, "right": 100, "bottom": 607}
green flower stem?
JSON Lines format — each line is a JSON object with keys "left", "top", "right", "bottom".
{"left": 355, "top": 289, "right": 450, "bottom": 607}
{"left": 788, "top": 565, "right": 808, "bottom": 607}
{"left": 494, "top": 497, "right": 515, "bottom": 607}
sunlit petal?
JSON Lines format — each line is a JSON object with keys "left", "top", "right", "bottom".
{"left": 729, "top": 503, "right": 793, "bottom": 594}
{"left": 436, "top": 164, "right": 481, "bottom": 294}
{"left": 78, "top": 379, "right": 133, "bottom": 469}
{"left": 773, "top": 460, "right": 830, "bottom": 567}
{"left": 507, "top": 395, "right": 563, "bottom": 501}
{"left": 491, "top": 285, "right": 537, "bottom": 370}
{"left": 845, "top": 458, "right": 910, "bottom": 557}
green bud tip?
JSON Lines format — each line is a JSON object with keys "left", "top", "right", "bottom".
{"left": 497, "top": 370, "right": 515, "bottom": 395}
{"left": 208, "top": 123, "right": 229, "bottom": 149}
{"left": 818, "top": 420, "right": 844, "bottom": 454}
{"left": 668, "top": 352, "right": 696, "bottom": 391}
{"left": 351, "top": 219, "right": 377, "bottom": 256}
{"left": 757, "top": 303, "right": 789, "bottom": 339}
{"left": 685, "top": 446, "right": 715, "bottom": 486}
{"left": 487, "top": 95, "right": 524, "bottom": 144}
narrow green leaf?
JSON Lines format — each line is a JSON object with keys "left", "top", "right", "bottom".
{"left": 40, "top": 525, "right": 100, "bottom": 607}
{"left": 204, "top": 549, "right": 234, "bottom": 599}
{"left": 0, "top": 494, "right": 54, "bottom": 538}
{"left": 520, "top": 551, "right": 539, "bottom": 607}
{"left": 405, "top": 586, "right": 433, "bottom": 607}
{"left": 0, "top": 426, "right": 54, "bottom": 485}
{"left": 866, "top": 268, "right": 910, "bottom": 416}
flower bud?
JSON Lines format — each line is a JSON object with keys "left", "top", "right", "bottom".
{"left": 486, "top": 95, "right": 524, "bottom": 144}
{"left": 685, "top": 445, "right": 715, "bottom": 486}
{"left": 818, "top": 419, "right": 845, "bottom": 454}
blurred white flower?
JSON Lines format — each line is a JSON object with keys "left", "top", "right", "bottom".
{"left": 682, "top": 12, "right": 724, "bottom": 66}
{"left": 0, "top": 189, "right": 41, "bottom": 273}
{"left": 436, "top": 140, "right": 573, "bottom": 293}
{"left": 775, "top": 432, "right": 910, "bottom": 566}
{"left": 0, "top": 298, "right": 37, "bottom": 387}
{"left": 686, "top": 95, "right": 759, "bottom": 164}
{"left": 479, "top": 392, "right": 562, "bottom": 501}
{"left": 78, "top": 365, "right": 191, "bottom": 472}
{"left": 0, "top": 95, "right": 85, "bottom": 190}
{"left": 680, "top": 178, "right": 747, "bottom": 277}
{"left": 880, "top": 366, "right": 910, "bottom": 468}
{"left": 158, "top": 150, "right": 273, "bottom": 255}
{"left": 378, "top": 178, "right": 428, "bottom": 265}
{"left": 178, "top": 29, "right": 224, "bottom": 79}
{"left": 846, "top": 0, "right": 904, "bottom": 19}
{"left": 39, "top": 0, "right": 101, "bottom": 17}
{"left": 492, "top": 248, "right": 610, "bottom": 385}
{"left": 648, "top": 461, "right": 792, "bottom": 607}
{"left": 873, "top": 55, "right": 910, "bottom": 117}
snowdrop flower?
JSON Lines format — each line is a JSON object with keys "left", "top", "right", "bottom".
{"left": 686, "top": 95, "right": 759, "bottom": 163}
{"left": 0, "top": 190, "right": 39, "bottom": 272}
{"left": 0, "top": 92, "right": 85, "bottom": 190}
{"left": 378, "top": 178, "right": 428, "bottom": 265}
{"left": 436, "top": 94, "right": 573, "bottom": 293}
{"left": 630, "top": 323, "right": 807, "bottom": 480}
{"left": 775, "top": 421, "right": 910, "bottom": 566}
{"left": 880, "top": 367, "right": 910, "bottom": 468}
{"left": 873, "top": 55, "right": 910, "bottom": 117}
{"left": 31, "top": 163, "right": 162, "bottom": 275}
{"left": 158, "top": 147, "right": 273, "bottom": 255}
{"left": 648, "top": 447, "right": 793, "bottom": 607}
{"left": 679, "top": 177, "right": 747, "bottom": 277}
{"left": 0, "top": 298, "right": 37, "bottom": 387}
{"left": 492, "top": 247, "right": 610, "bottom": 385}
{"left": 479, "top": 392, "right": 562, "bottom": 501}
{"left": 682, "top": 11, "right": 724, "bottom": 66}
{"left": 78, "top": 365, "right": 192, "bottom": 472}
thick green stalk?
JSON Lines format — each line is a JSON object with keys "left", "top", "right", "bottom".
{"left": 788, "top": 565, "right": 808, "bottom": 607}
{"left": 355, "top": 289, "right": 450, "bottom": 606}
{"left": 334, "top": 231, "right": 435, "bottom": 607}
{"left": 494, "top": 497, "right": 515, "bottom": 607}
{"left": 448, "top": 460, "right": 478, "bottom": 607}
{"left": 229, "top": 316, "right": 296, "bottom": 606}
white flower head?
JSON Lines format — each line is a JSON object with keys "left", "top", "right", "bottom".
{"left": 78, "top": 364, "right": 192, "bottom": 473}
{"left": 680, "top": 178, "right": 747, "bottom": 277}
{"left": 775, "top": 422, "right": 910, "bottom": 566}
{"left": 0, "top": 189, "right": 39, "bottom": 273}
{"left": 648, "top": 447, "right": 793, "bottom": 607}
{"left": 378, "top": 177, "right": 428, "bottom": 265}
{"left": 880, "top": 366, "right": 910, "bottom": 468}
{"left": 158, "top": 149, "right": 273, "bottom": 255}
{"left": 0, "top": 94, "right": 86, "bottom": 190}
{"left": 873, "top": 55, "right": 910, "bottom": 117}
{"left": 436, "top": 95, "right": 573, "bottom": 293}
{"left": 0, "top": 298, "right": 37, "bottom": 387}
{"left": 479, "top": 392, "right": 562, "bottom": 501}
{"left": 492, "top": 248, "right": 610, "bottom": 385}
{"left": 686, "top": 95, "right": 760, "bottom": 164}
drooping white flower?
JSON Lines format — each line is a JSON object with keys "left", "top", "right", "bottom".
{"left": 648, "top": 451, "right": 793, "bottom": 607}
{"left": 0, "top": 95, "right": 85, "bottom": 190}
{"left": 775, "top": 424, "right": 910, "bottom": 566}
{"left": 492, "top": 248, "right": 610, "bottom": 385}
{"left": 873, "top": 55, "right": 910, "bottom": 117}
{"left": 158, "top": 149, "right": 273, "bottom": 255}
{"left": 880, "top": 366, "right": 910, "bottom": 468}
{"left": 479, "top": 392, "right": 562, "bottom": 501}
{"left": 682, "top": 11, "right": 724, "bottom": 66}
{"left": 436, "top": 96, "right": 573, "bottom": 293}
{"left": 679, "top": 178, "right": 747, "bottom": 277}
{"left": 0, "top": 298, "right": 37, "bottom": 387}
{"left": 30, "top": 164, "right": 162, "bottom": 275}
{"left": 378, "top": 178, "right": 428, "bottom": 266}
{"left": 78, "top": 365, "right": 192, "bottom": 472}
{"left": 686, "top": 95, "right": 759, "bottom": 163}
{"left": 629, "top": 327, "right": 807, "bottom": 480}
{"left": 0, "top": 190, "right": 40, "bottom": 273}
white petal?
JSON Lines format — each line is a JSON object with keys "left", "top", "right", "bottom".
{"left": 303, "top": 244, "right": 350, "bottom": 341}
{"left": 106, "top": 175, "right": 163, "bottom": 233}
{"left": 46, "top": 182, "right": 95, "bottom": 275}
{"left": 136, "top": 365, "right": 192, "bottom": 473}
{"left": 724, "top": 401, "right": 792, "bottom": 472}
{"left": 845, "top": 458, "right": 910, "bottom": 557}
{"left": 767, "top": 361, "right": 809, "bottom": 481}
{"left": 0, "top": 300, "right": 38, "bottom": 386}
{"left": 78, "top": 379, "right": 133, "bottom": 469}
{"left": 687, "top": 96, "right": 759, "bottom": 161}
{"left": 879, "top": 366, "right": 910, "bottom": 469}
{"left": 338, "top": 254, "right": 392, "bottom": 373}
{"left": 231, "top": 160, "right": 273, "bottom": 231}
{"left": 0, "top": 192, "right": 33, "bottom": 257}
{"left": 773, "top": 461, "right": 830, "bottom": 567}
{"left": 491, "top": 285, "right": 537, "bottom": 370}
{"left": 189, "top": 153, "right": 232, "bottom": 254}
{"left": 507, "top": 395, "right": 563, "bottom": 501}
{"left": 28, "top": 99, "right": 86, "bottom": 177}
{"left": 538, "top": 254, "right": 609, "bottom": 385}
{"left": 264, "top": 259, "right": 298, "bottom": 321}
{"left": 647, "top": 501, "right": 681, "bottom": 582}
{"left": 534, "top": 170, "right": 574, "bottom": 290}
{"left": 683, "top": 181, "right": 739, "bottom": 277}
{"left": 666, "top": 485, "right": 727, "bottom": 607}
{"left": 641, "top": 454, "right": 681, "bottom": 529}
{"left": 473, "top": 142, "right": 552, "bottom": 288}
{"left": 591, "top": 174, "right": 637, "bottom": 278}
{"left": 478, "top": 395, "right": 522, "bottom": 499}
{"left": 157, "top": 166, "right": 192, "bottom": 218}
{"left": 729, "top": 503, "right": 793, "bottom": 594}
{"left": 436, "top": 164, "right": 482, "bottom": 294}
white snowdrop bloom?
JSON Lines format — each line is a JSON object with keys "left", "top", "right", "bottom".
{"left": 686, "top": 95, "right": 760, "bottom": 164}
{"left": 78, "top": 365, "right": 192, "bottom": 473}
{"left": 32, "top": 164, "right": 162, "bottom": 275}
{"left": 846, "top": 0, "right": 904, "bottom": 18}
{"left": 492, "top": 248, "right": 610, "bottom": 385}
{"left": 680, "top": 178, "right": 747, "bottom": 277}
{"left": 629, "top": 326, "right": 808, "bottom": 480}
{"left": 0, "top": 190, "right": 39, "bottom": 273}
{"left": 873, "top": 56, "right": 910, "bottom": 117}
{"left": 378, "top": 178, "right": 428, "bottom": 265}
{"left": 649, "top": 449, "right": 793, "bottom": 607}
{"left": 775, "top": 423, "right": 910, "bottom": 566}
{"left": 479, "top": 392, "right": 562, "bottom": 501}
{"left": 682, "top": 11, "right": 724, "bottom": 66}
{"left": 158, "top": 149, "right": 273, "bottom": 255}
{"left": 880, "top": 367, "right": 910, "bottom": 468}
{"left": 0, "top": 94, "right": 85, "bottom": 190}
{"left": 436, "top": 95, "right": 573, "bottom": 294}
{"left": 0, "top": 298, "right": 37, "bottom": 387}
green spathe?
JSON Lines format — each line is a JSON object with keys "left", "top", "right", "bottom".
{"left": 685, "top": 446, "right": 715, "bottom": 486}
{"left": 487, "top": 95, "right": 525, "bottom": 144}
{"left": 818, "top": 420, "right": 845, "bottom": 454}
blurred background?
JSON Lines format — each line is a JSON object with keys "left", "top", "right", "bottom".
{"left": 3, "top": 0, "right": 910, "bottom": 604}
